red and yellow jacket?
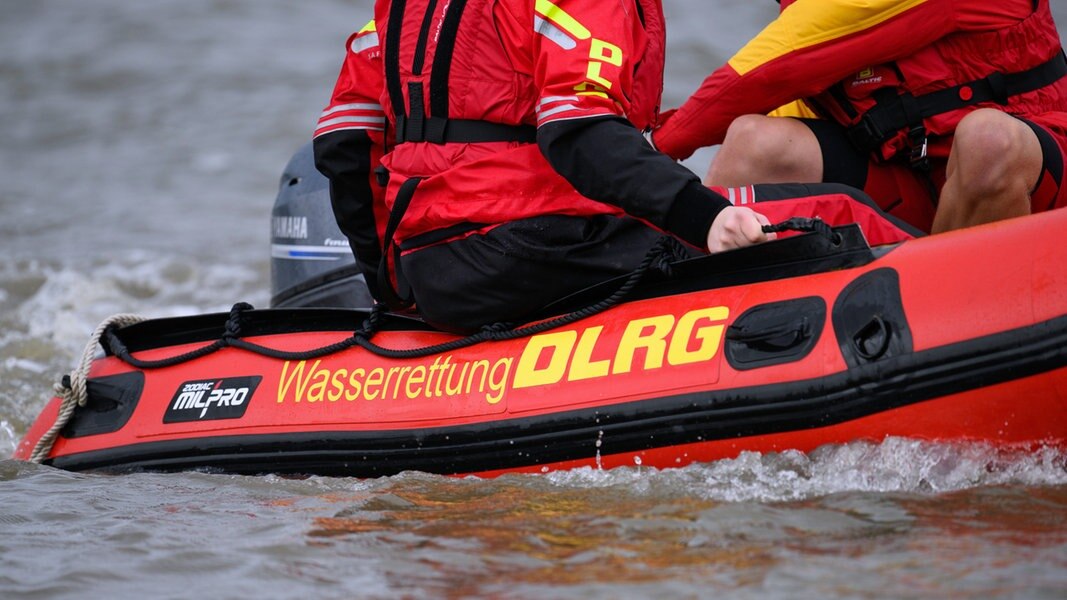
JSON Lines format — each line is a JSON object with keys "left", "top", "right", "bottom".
{"left": 314, "top": 0, "right": 727, "bottom": 253}
{"left": 654, "top": 0, "right": 1067, "bottom": 162}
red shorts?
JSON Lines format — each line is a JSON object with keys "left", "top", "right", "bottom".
{"left": 801, "top": 115, "right": 1067, "bottom": 233}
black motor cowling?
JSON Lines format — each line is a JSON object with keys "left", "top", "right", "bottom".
{"left": 269, "top": 143, "right": 373, "bottom": 308}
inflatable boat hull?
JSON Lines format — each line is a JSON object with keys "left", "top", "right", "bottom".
{"left": 15, "top": 211, "right": 1067, "bottom": 476}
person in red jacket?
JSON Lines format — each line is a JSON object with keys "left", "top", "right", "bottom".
{"left": 653, "top": 0, "right": 1067, "bottom": 234}
{"left": 312, "top": 1, "right": 912, "bottom": 332}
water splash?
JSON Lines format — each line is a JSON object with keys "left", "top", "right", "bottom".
{"left": 0, "top": 255, "right": 267, "bottom": 457}
{"left": 0, "top": 421, "right": 17, "bottom": 458}
{"left": 595, "top": 430, "right": 604, "bottom": 470}
{"left": 545, "top": 438, "right": 1067, "bottom": 502}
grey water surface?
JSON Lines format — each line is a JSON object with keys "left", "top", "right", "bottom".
{"left": 2, "top": 1, "right": 1067, "bottom": 598}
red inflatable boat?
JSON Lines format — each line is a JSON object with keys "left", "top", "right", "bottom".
{"left": 15, "top": 210, "right": 1067, "bottom": 477}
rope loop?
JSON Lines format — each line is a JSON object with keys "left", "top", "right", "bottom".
{"left": 355, "top": 303, "right": 386, "bottom": 339}
{"left": 651, "top": 236, "right": 689, "bottom": 278}
{"left": 763, "top": 217, "right": 840, "bottom": 244}
{"left": 479, "top": 322, "right": 513, "bottom": 335}
{"left": 222, "top": 302, "right": 253, "bottom": 342}
{"left": 29, "top": 312, "right": 147, "bottom": 463}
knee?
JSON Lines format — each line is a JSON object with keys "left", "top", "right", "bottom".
{"left": 714, "top": 115, "right": 816, "bottom": 182}
{"left": 721, "top": 115, "right": 788, "bottom": 162}
{"left": 952, "top": 109, "right": 1036, "bottom": 194}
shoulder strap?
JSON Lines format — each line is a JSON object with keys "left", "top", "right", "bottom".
{"left": 385, "top": 0, "right": 535, "bottom": 145}
{"left": 428, "top": 0, "right": 469, "bottom": 120}
{"left": 383, "top": 1, "right": 409, "bottom": 135}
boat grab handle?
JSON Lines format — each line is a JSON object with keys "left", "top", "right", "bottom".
{"left": 852, "top": 315, "right": 892, "bottom": 361}
{"left": 726, "top": 318, "right": 811, "bottom": 351}
{"left": 762, "top": 217, "right": 842, "bottom": 245}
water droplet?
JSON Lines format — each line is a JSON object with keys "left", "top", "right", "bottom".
{"left": 595, "top": 430, "right": 604, "bottom": 470}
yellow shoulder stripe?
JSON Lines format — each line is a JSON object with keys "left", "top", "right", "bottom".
{"left": 728, "top": 0, "right": 928, "bottom": 76}
{"left": 358, "top": 19, "right": 376, "bottom": 35}
{"left": 535, "top": 0, "right": 591, "bottom": 41}
{"left": 767, "top": 100, "right": 819, "bottom": 119}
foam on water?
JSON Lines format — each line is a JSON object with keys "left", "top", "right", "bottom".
{"left": 542, "top": 438, "right": 1067, "bottom": 502}
{"left": 0, "top": 421, "right": 17, "bottom": 459}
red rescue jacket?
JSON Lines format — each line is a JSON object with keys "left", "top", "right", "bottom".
{"left": 655, "top": 0, "right": 1067, "bottom": 163}
{"left": 807, "top": 0, "right": 1067, "bottom": 162}
{"left": 374, "top": 0, "right": 667, "bottom": 245}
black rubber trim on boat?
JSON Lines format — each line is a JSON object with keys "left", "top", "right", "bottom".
{"left": 113, "top": 224, "right": 879, "bottom": 355}
{"left": 49, "top": 312, "right": 1067, "bottom": 477}
{"left": 110, "top": 307, "right": 438, "bottom": 355}
{"left": 61, "top": 372, "right": 144, "bottom": 438}
{"left": 832, "top": 268, "right": 914, "bottom": 368}
{"left": 537, "top": 223, "right": 876, "bottom": 317}
{"left": 725, "top": 296, "right": 826, "bottom": 370}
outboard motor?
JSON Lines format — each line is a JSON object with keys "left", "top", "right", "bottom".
{"left": 270, "top": 142, "right": 374, "bottom": 308}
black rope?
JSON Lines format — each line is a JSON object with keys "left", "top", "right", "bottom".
{"left": 109, "top": 220, "right": 838, "bottom": 369}
{"left": 107, "top": 237, "right": 687, "bottom": 368}
{"left": 103, "top": 304, "right": 256, "bottom": 369}
{"left": 762, "top": 217, "right": 841, "bottom": 244}
{"left": 107, "top": 328, "right": 227, "bottom": 369}
{"left": 351, "top": 236, "right": 688, "bottom": 358}
{"left": 222, "top": 302, "right": 252, "bottom": 341}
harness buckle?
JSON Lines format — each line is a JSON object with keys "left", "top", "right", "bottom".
{"left": 908, "top": 126, "right": 929, "bottom": 172}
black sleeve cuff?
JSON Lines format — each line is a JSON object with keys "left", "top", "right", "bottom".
{"left": 665, "top": 181, "right": 731, "bottom": 249}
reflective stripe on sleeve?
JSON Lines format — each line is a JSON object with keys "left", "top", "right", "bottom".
{"left": 350, "top": 32, "right": 380, "bottom": 54}
{"left": 315, "top": 103, "right": 387, "bottom": 137}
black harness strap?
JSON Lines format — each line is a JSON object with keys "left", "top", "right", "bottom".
{"left": 428, "top": 0, "right": 468, "bottom": 120}
{"left": 388, "top": 0, "right": 535, "bottom": 145}
{"left": 845, "top": 51, "right": 1067, "bottom": 155}
{"left": 396, "top": 115, "right": 537, "bottom": 144}
{"left": 376, "top": 176, "right": 424, "bottom": 310}
{"left": 827, "top": 85, "right": 859, "bottom": 120}
{"left": 411, "top": 0, "right": 440, "bottom": 75}
{"left": 403, "top": 81, "right": 428, "bottom": 143}
{"left": 383, "top": 0, "right": 409, "bottom": 137}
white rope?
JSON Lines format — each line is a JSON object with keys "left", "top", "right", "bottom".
{"left": 29, "top": 313, "right": 147, "bottom": 464}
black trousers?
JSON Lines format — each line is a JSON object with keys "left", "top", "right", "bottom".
{"left": 401, "top": 214, "right": 696, "bottom": 332}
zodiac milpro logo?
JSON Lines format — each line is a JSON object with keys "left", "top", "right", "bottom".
{"left": 164, "top": 376, "right": 262, "bottom": 423}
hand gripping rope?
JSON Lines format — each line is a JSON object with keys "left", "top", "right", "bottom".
{"left": 28, "top": 218, "right": 833, "bottom": 463}
{"left": 762, "top": 216, "right": 842, "bottom": 244}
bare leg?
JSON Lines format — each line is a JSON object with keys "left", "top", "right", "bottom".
{"left": 705, "top": 115, "right": 823, "bottom": 186}
{"left": 932, "top": 109, "right": 1043, "bottom": 233}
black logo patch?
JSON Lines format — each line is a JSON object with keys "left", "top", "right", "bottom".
{"left": 164, "top": 376, "right": 261, "bottom": 423}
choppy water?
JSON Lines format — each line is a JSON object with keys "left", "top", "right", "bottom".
{"left": 2, "top": 1, "right": 1067, "bottom": 598}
